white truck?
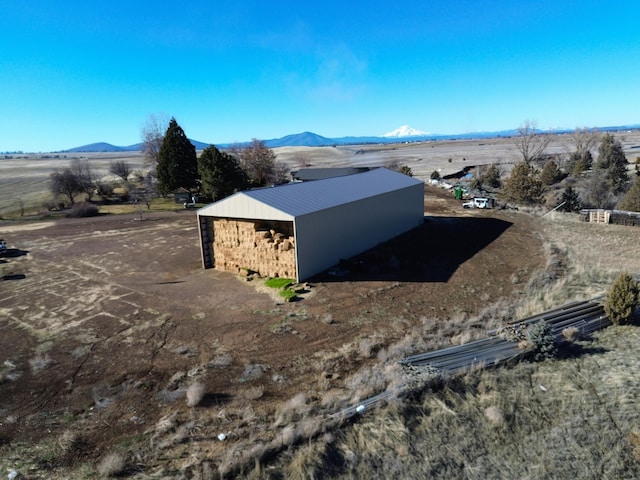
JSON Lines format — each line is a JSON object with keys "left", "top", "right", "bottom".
{"left": 463, "top": 197, "right": 491, "bottom": 209}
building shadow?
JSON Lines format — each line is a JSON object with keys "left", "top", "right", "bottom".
{"left": 312, "top": 216, "right": 513, "bottom": 283}
{"left": 2, "top": 248, "right": 29, "bottom": 258}
{"left": 2, "top": 273, "right": 26, "bottom": 281}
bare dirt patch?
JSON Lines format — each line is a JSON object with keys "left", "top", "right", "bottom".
{"left": 0, "top": 187, "right": 543, "bottom": 476}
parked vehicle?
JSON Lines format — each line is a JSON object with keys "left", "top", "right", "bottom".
{"left": 462, "top": 197, "right": 491, "bottom": 209}
{"left": 0, "top": 239, "right": 7, "bottom": 255}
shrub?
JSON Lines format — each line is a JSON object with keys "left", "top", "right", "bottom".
{"left": 430, "top": 170, "right": 441, "bottom": 180}
{"left": 605, "top": 272, "right": 640, "bottom": 325}
{"left": 186, "top": 382, "right": 206, "bottom": 407}
{"left": 66, "top": 201, "right": 99, "bottom": 218}
{"left": 480, "top": 164, "right": 502, "bottom": 188}
{"left": 399, "top": 165, "right": 413, "bottom": 177}
{"left": 527, "top": 321, "right": 556, "bottom": 360}
{"left": 97, "top": 451, "right": 126, "bottom": 477}
{"left": 561, "top": 327, "right": 580, "bottom": 342}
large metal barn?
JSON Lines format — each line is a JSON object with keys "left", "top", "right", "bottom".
{"left": 196, "top": 168, "right": 425, "bottom": 282}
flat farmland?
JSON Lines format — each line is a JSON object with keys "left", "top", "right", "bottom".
{"left": 0, "top": 152, "right": 146, "bottom": 218}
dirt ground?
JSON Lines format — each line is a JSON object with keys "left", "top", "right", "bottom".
{"left": 0, "top": 186, "right": 544, "bottom": 475}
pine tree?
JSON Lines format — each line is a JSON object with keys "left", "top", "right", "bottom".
{"left": 559, "top": 186, "right": 582, "bottom": 212}
{"left": 605, "top": 272, "right": 639, "bottom": 325}
{"left": 566, "top": 151, "right": 593, "bottom": 176}
{"left": 198, "top": 145, "right": 249, "bottom": 201}
{"left": 618, "top": 176, "right": 640, "bottom": 212}
{"left": 502, "top": 162, "right": 543, "bottom": 205}
{"left": 597, "top": 133, "right": 629, "bottom": 193}
{"left": 540, "top": 159, "right": 563, "bottom": 186}
{"left": 156, "top": 118, "right": 198, "bottom": 196}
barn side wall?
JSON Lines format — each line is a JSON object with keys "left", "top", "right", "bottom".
{"left": 212, "top": 218, "right": 297, "bottom": 279}
{"left": 294, "top": 183, "right": 425, "bottom": 280}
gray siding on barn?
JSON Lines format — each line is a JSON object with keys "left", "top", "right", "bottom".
{"left": 293, "top": 183, "right": 424, "bottom": 280}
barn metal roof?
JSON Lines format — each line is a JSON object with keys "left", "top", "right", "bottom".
{"left": 198, "top": 167, "right": 424, "bottom": 220}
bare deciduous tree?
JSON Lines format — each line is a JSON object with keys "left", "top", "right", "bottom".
{"left": 70, "top": 159, "right": 95, "bottom": 200}
{"left": 140, "top": 113, "right": 168, "bottom": 171}
{"left": 513, "top": 120, "right": 552, "bottom": 164}
{"left": 109, "top": 160, "right": 131, "bottom": 184}
{"left": 564, "top": 127, "right": 600, "bottom": 174}
{"left": 237, "top": 139, "right": 277, "bottom": 186}
{"left": 273, "top": 161, "right": 291, "bottom": 185}
{"left": 580, "top": 174, "right": 613, "bottom": 209}
{"left": 50, "top": 159, "right": 95, "bottom": 205}
{"left": 568, "top": 127, "right": 600, "bottom": 158}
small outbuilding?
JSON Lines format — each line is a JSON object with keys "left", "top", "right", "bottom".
{"left": 196, "top": 168, "right": 424, "bottom": 281}
{"left": 290, "top": 167, "right": 372, "bottom": 182}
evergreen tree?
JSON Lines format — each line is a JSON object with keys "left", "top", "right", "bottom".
{"left": 156, "top": 118, "right": 198, "bottom": 196}
{"left": 605, "top": 272, "right": 639, "bottom": 325}
{"left": 540, "top": 159, "right": 563, "bottom": 186}
{"left": 198, "top": 145, "right": 249, "bottom": 201}
{"left": 480, "top": 164, "right": 502, "bottom": 188}
{"left": 502, "top": 162, "right": 543, "bottom": 205}
{"left": 597, "top": 133, "right": 629, "bottom": 193}
{"left": 566, "top": 151, "right": 593, "bottom": 175}
{"left": 618, "top": 176, "right": 640, "bottom": 212}
{"left": 559, "top": 186, "right": 582, "bottom": 212}
{"left": 400, "top": 165, "right": 413, "bottom": 177}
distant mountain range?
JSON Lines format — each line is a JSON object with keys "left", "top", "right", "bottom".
{"left": 65, "top": 139, "right": 210, "bottom": 153}
{"left": 62, "top": 124, "right": 640, "bottom": 152}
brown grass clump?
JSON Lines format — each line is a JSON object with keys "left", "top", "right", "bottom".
{"left": 242, "top": 385, "right": 265, "bottom": 401}
{"left": 28, "top": 354, "right": 53, "bottom": 373}
{"left": 628, "top": 430, "right": 640, "bottom": 462}
{"left": 186, "top": 382, "right": 206, "bottom": 407}
{"left": 57, "top": 430, "right": 80, "bottom": 453}
{"left": 274, "top": 393, "right": 310, "bottom": 427}
{"left": 483, "top": 405, "right": 505, "bottom": 426}
{"left": 562, "top": 326, "right": 580, "bottom": 342}
{"left": 96, "top": 451, "right": 126, "bottom": 477}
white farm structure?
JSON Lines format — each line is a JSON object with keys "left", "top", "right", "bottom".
{"left": 196, "top": 168, "right": 425, "bottom": 281}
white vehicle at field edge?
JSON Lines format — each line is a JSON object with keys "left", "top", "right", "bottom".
{"left": 462, "top": 197, "right": 490, "bottom": 209}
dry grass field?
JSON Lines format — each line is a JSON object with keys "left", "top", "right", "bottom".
{"left": 0, "top": 152, "right": 147, "bottom": 218}
{"left": 1, "top": 135, "right": 640, "bottom": 478}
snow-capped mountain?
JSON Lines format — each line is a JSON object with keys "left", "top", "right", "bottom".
{"left": 382, "top": 125, "right": 429, "bottom": 138}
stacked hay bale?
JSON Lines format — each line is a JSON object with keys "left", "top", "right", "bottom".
{"left": 213, "top": 218, "right": 296, "bottom": 278}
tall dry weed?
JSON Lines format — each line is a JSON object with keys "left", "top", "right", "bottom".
{"left": 97, "top": 451, "right": 126, "bottom": 477}
{"left": 186, "top": 382, "right": 206, "bottom": 407}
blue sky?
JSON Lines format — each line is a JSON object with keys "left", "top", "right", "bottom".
{"left": 2, "top": 1, "right": 639, "bottom": 152}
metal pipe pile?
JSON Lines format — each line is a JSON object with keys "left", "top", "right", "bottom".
{"left": 332, "top": 299, "right": 610, "bottom": 421}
